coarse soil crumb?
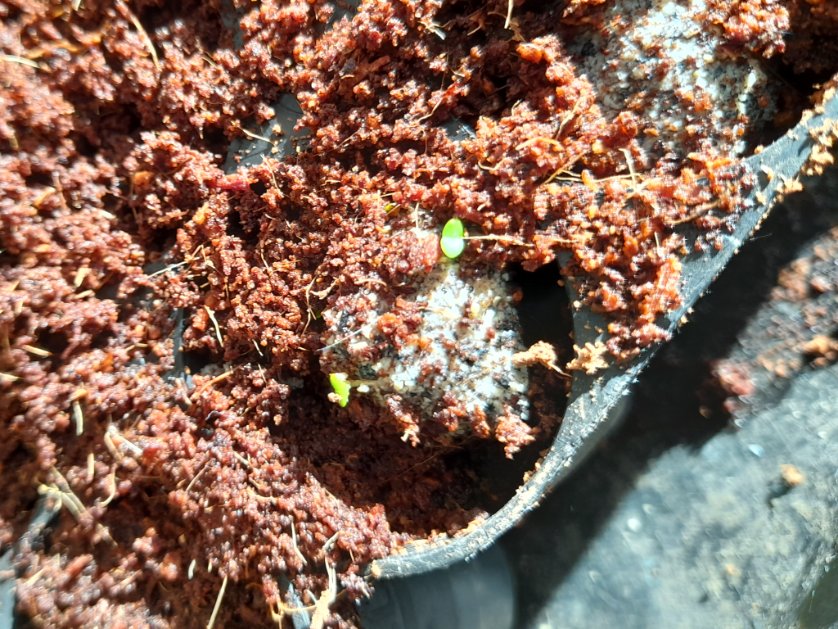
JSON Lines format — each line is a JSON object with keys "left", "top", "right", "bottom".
{"left": 1, "top": 0, "right": 837, "bottom": 626}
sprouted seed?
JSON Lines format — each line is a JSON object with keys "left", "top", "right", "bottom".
{"left": 329, "top": 372, "right": 352, "bottom": 407}
{"left": 440, "top": 217, "right": 466, "bottom": 259}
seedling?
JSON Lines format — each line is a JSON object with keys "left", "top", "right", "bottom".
{"left": 328, "top": 372, "right": 351, "bottom": 407}
{"left": 440, "top": 217, "right": 536, "bottom": 256}
{"left": 440, "top": 217, "right": 465, "bottom": 259}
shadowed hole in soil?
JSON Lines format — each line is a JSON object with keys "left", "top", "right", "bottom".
{"left": 226, "top": 208, "right": 260, "bottom": 246}
{"left": 23, "top": 171, "right": 53, "bottom": 188}
{"left": 201, "top": 125, "right": 228, "bottom": 161}
{"left": 73, "top": 133, "right": 99, "bottom": 159}
{"left": 35, "top": 330, "right": 70, "bottom": 363}
{"left": 139, "top": 0, "right": 226, "bottom": 57}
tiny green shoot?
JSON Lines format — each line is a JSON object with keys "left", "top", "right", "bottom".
{"left": 329, "top": 372, "right": 351, "bottom": 407}
{"left": 440, "top": 217, "right": 465, "bottom": 259}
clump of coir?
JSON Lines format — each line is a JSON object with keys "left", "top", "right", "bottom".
{"left": 2, "top": 0, "right": 837, "bottom": 626}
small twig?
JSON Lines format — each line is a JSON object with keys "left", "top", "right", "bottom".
{"left": 22, "top": 344, "right": 51, "bottom": 357}
{"left": 176, "top": 377, "right": 193, "bottom": 407}
{"left": 462, "top": 234, "right": 531, "bottom": 247}
{"left": 115, "top": 0, "right": 160, "bottom": 70}
{"left": 99, "top": 469, "right": 118, "bottom": 507}
{"left": 516, "top": 136, "right": 563, "bottom": 151}
{"left": 107, "top": 424, "right": 143, "bottom": 456}
{"left": 25, "top": 567, "right": 47, "bottom": 586}
{"left": 189, "top": 369, "right": 233, "bottom": 400}
{"left": 477, "top": 160, "right": 502, "bottom": 172}
{"left": 206, "top": 574, "right": 228, "bottom": 629}
{"left": 310, "top": 534, "right": 339, "bottom": 629}
{"left": 72, "top": 400, "right": 84, "bottom": 436}
{"left": 38, "top": 468, "right": 87, "bottom": 521}
{"left": 146, "top": 261, "right": 187, "bottom": 278}
{"left": 0, "top": 54, "right": 42, "bottom": 70}
{"left": 103, "top": 426, "right": 122, "bottom": 461}
{"left": 105, "top": 424, "right": 143, "bottom": 458}
{"left": 73, "top": 266, "right": 90, "bottom": 288}
{"left": 620, "top": 148, "right": 639, "bottom": 186}
{"left": 316, "top": 328, "right": 365, "bottom": 353}
{"left": 204, "top": 306, "right": 224, "bottom": 347}
{"left": 185, "top": 459, "right": 210, "bottom": 493}
{"left": 238, "top": 125, "right": 276, "bottom": 146}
